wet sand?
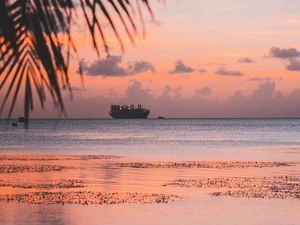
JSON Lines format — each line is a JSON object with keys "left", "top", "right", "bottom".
{"left": 164, "top": 176, "right": 300, "bottom": 199}
{"left": 0, "top": 154, "right": 120, "bottom": 161}
{"left": 116, "top": 161, "right": 292, "bottom": 169}
{"left": 0, "top": 154, "right": 299, "bottom": 206}
{"left": 0, "top": 164, "right": 75, "bottom": 174}
{"left": 0, "top": 179, "right": 87, "bottom": 189}
{"left": 1, "top": 192, "right": 180, "bottom": 205}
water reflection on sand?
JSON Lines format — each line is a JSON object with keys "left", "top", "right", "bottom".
{"left": 0, "top": 154, "right": 299, "bottom": 225}
{"left": 1, "top": 197, "right": 300, "bottom": 225}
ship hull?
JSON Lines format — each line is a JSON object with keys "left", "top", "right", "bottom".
{"left": 110, "top": 111, "right": 149, "bottom": 119}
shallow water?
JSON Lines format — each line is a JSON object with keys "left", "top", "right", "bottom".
{"left": 0, "top": 119, "right": 300, "bottom": 225}
{"left": 1, "top": 197, "right": 300, "bottom": 225}
{"left": 0, "top": 155, "right": 299, "bottom": 225}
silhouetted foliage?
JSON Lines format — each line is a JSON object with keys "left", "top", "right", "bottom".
{"left": 0, "top": 0, "right": 154, "bottom": 127}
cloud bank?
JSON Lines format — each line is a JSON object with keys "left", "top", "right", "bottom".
{"left": 196, "top": 87, "right": 212, "bottom": 96}
{"left": 215, "top": 67, "right": 244, "bottom": 76}
{"left": 79, "top": 56, "right": 155, "bottom": 76}
{"left": 238, "top": 57, "right": 255, "bottom": 63}
{"left": 249, "top": 77, "right": 274, "bottom": 82}
{"left": 128, "top": 60, "right": 155, "bottom": 74}
{"left": 60, "top": 81, "right": 300, "bottom": 118}
{"left": 269, "top": 47, "right": 300, "bottom": 59}
{"left": 169, "top": 60, "right": 194, "bottom": 74}
{"left": 286, "top": 58, "right": 300, "bottom": 71}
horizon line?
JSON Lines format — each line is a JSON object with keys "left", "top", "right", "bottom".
{"left": 1, "top": 117, "right": 300, "bottom": 120}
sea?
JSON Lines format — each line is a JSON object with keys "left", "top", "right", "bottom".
{"left": 0, "top": 118, "right": 300, "bottom": 225}
{"left": 0, "top": 118, "right": 300, "bottom": 160}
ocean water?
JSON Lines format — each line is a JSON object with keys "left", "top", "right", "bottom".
{"left": 1, "top": 118, "right": 300, "bottom": 160}
{"left": 0, "top": 119, "right": 300, "bottom": 225}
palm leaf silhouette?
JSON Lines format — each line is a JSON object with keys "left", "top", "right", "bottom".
{"left": 0, "top": 0, "right": 154, "bottom": 127}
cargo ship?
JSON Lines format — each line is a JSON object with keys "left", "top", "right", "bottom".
{"left": 109, "top": 104, "right": 150, "bottom": 119}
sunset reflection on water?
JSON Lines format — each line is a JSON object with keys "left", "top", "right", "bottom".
{"left": 0, "top": 154, "right": 299, "bottom": 225}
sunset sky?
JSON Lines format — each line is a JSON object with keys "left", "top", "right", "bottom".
{"left": 8, "top": 0, "right": 300, "bottom": 118}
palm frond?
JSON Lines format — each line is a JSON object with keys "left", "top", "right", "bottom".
{"left": 0, "top": 0, "right": 154, "bottom": 127}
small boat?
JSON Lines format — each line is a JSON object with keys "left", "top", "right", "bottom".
{"left": 158, "top": 116, "right": 165, "bottom": 119}
{"left": 11, "top": 122, "right": 18, "bottom": 127}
